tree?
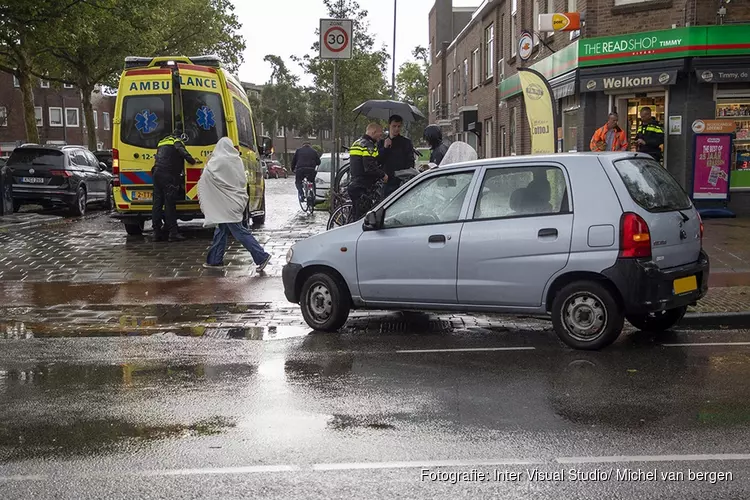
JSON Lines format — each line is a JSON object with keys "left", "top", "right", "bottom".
{"left": 41, "top": 0, "right": 246, "bottom": 149}
{"left": 261, "top": 55, "right": 307, "bottom": 165}
{"left": 395, "top": 46, "right": 429, "bottom": 140}
{"left": 298, "top": 0, "right": 389, "bottom": 147}
{"left": 300, "top": 88, "right": 332, "bottom": 149}
{"left": 0, "top": 0, "right": 85, "bottom": 142}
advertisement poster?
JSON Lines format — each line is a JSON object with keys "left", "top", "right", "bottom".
{"left": 692, "top": 134, "right": 732, "bottom": 200}
{"left": 518, "top": 67, "right": 557, "bottom": 154}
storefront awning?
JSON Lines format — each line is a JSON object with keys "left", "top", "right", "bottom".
{"left": 693, "top": 56, "right": 750, "bottom": 83}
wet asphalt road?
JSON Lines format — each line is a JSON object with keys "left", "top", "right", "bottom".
{"left": 2, "top": 325, "right": 750, "bottom": 499}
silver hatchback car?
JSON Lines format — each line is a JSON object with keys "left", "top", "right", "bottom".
{"left": 282, "top": 152, "right": 709, "bottom": 350}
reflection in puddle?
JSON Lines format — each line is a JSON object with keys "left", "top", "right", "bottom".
{"left": 0, "top": 416, "right": 236, "bottom": 461}
{"left": 327, "top": 414, "right": 397, "bottom": 431}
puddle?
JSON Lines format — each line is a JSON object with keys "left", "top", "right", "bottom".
{"left": 0, "top": 416, "right": 236, "bottom": 461}
{"left": 327, "top": 414, "right": 397, "bottom": 431}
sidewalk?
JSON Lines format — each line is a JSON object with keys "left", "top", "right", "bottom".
{"left": 703, "top": 218, "right": 750, "bottom": 286}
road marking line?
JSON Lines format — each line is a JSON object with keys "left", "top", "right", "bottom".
{"left": 312, "top": 459, "right": 537, "bottom": 471}
{"left": 557, "top": 454, "right": 750, "bottom": 464}
{"left": 138, "top": 465, "right": 302, "bottom": 476}
{"left": 396, "top": 347, "right": 536, "bottom": 353}
{"left": 662, "top": 342, "right": 750, "bottom": 347}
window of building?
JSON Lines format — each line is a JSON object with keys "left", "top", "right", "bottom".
{"left": 63, "top": 83, "right": 74, "bottom": 89}
{"left": 13, "top": 75, "right": 20, "bottom": 87}
{"left": 484, "top": 118, "right": 493, "bottom": 158}
{"left": 463, "top": 59, "right": 468, "bottom": 94}
{"left": 432, "top": 88, "right": 436, "bottom": 110}
{"left": 447, "top": 73, "right": 452, "bottom": 102}
{"left": 277, "top": 125, "right": 285, "bottom": 137}
{"left": 93, "top": 111, "right": 98, "bottom": 129}
{"left": 546, "top": 0, "right": 553, "bottom": 13}
{"left": 103, "top": 112, "right": 110, "bottom": 131}
{"left": 0, "top": 107, "right": 7, "bottom": 127}
{"left": 40, "top": 79, "right": 50, "bottom": 88}
{"left": 453, "top": 70, "right": 459, "bottom": 96}
{"left": 65, "top": 107, "right": 79, "bottom": 127}
{"left": 323, "top": 129, "right": 331, "bottom": 140}
{"left": 485, "top": 24, "right": 494, "bottom": 80}
{"left": 308, "top": 130, "right": 317, "bottom": 139}
{"left": 437, "top": 83, "right": 442, "bottom": 108}
{"left": 511, "top": 15, "right": 518, "bottom": 56}
{"left": 500, "top": 14, "right": 505, "bottom": 59}
{"left": 473, "top": 166, "right": 569, "bottom": 220}
{"left": 35, "top": 106, "right": 43, "bottom": 127}
{"left": 471, "top": 49, "right": 480, "bottom": 89}
{"left": 509, "top": 107, "right": 517, "bottom": 155}
{"left": 294, "top": 130, "right": 302, "bottom": 138}
{"left": 49, "top": 107, "right": 63, "bottom": 127}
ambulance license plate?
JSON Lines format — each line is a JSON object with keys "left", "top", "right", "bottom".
{"left": 132, "top": 191, "right": 152, "bottom": 201}
{"left": 673, "top": 276, "right": 698, "bottom": 295}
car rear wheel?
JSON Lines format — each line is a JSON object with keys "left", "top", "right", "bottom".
{"left": 12, "top": 200, "right": 22, "bottom": 213}
{"left": 104, "top": 183, "right": 114, "bottom": 211}
{"left": 551, "top": 281, "right": 624, "bottom": 350}
{"left": 124, "top": 220, "right": 144, "bottom": 236}
{"left": 252, "top": 193, "right": 266, "bottom": 226}
{"left": 300, "top": 271, "right": 350, "bottom": 332}
{"left": 627, "top": 306, "right": 687, "bottom": 332}
{"left": 70, "top": 186, "right": 87, "bottom": 216}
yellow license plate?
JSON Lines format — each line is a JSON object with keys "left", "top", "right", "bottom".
{"left": 673, "top": 276, "right": 698, "bottom": 295}
{"left": 132, "top": 191, "right": 152, "bottom": 201}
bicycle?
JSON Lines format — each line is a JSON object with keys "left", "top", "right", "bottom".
{"left": 326, "top": 180, "right": 383, "bottom": 230}
{"left": 298, "top": 176, "right": 316, "bottom": 215}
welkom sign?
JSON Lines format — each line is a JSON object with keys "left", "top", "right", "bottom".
{"left": 579, "top": 25, "right": 750, "bottom": 68}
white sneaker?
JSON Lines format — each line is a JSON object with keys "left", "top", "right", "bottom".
{"left": 256, "top": 255, "right": 272, "bottom": 273}
{"left": 203, "top": 262, "right": 225, "bottom": 269}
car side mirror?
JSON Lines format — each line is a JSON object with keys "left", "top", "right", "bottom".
{"left": 99, "top": 162, "right": 108, "bottom": 171}
{"left": 258, "top": 136, "right": 273, "bottom": 156}
{"left": 363, "top": 208, "right": 384, "bottom": 231}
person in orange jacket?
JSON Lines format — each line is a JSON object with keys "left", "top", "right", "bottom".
{"left": 590, "top": 112, "right": 628, "bottom": 152}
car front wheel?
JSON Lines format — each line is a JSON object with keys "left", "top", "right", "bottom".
{"left": 300, "top": 271, "right": 351, "bottom": 332}
{"left": 627, "top": 306, "right": 687, "bottom": 332}
{"left": 551, "top": 281, "right": 624, "bottom": 350}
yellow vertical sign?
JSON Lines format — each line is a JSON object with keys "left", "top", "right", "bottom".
{"left": 518, "top": 68, "right": 557, "bottom": 154}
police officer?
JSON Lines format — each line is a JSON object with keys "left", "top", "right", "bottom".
{"left": 151, "top": 130, "right": 201, "bottom": 242}
{"left": 291, "top": 141, "right": 321, "bottom": 202}
{"left": 348, "top": 123, "right": 388, "bottom": 222}
{"left": 635, "top": 107, "right": 665, "bottom": 164}
{"left": 423, "top": 124, "right": 449, "bottom": 167}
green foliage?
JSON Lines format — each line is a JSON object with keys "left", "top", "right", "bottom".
{"left": 396, "top": 46, "right": 429, "bottom": 140}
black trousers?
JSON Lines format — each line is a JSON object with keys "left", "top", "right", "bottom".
{"left": 347, "top": 185, "right": 369, "bottom": 222}
{"left": 152, "top": 169, "right": 180, "bottom": 235}
{"left": 295, "top": 168, "right": 317, "bottom": 199}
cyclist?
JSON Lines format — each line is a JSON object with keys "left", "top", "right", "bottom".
{"left": 291, "top": 140, "right": 320, "bottom": 202}
{"left": 423, "top": 124, "right": 450, "bottom": 167}
{"left": 348, "top": 123, "right": 388, "bottom": 222}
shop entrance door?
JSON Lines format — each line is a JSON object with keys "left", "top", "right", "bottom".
{"left": 612, "top": 93, "right": 667, "bottom": 167}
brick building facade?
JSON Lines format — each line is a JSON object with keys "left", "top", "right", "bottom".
{"left": 0, "top": 72, "right": 116, "bottom": 155}
{"left": 429, "top": 0, "right": 750, "bottom": 212}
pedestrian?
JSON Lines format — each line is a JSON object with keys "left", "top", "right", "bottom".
{"left": 198, "top": 137, "right": 272, "bottom": 273}
{"left": 423, "top": 124, "right": 450, "bottom": 167}
{"left": 291, "top": 140, "right": 321, "bottom": 202}
{"left": 590, "top": 112, "right": 628, "bottom": 152}
{"left": 348, "top": 123, "right": 388, "bottom": 222}
{"left": 151, "top": 129, "right": 201, "bottom": 242}
{"left": 635, "top": 106, "right": 665, "bottom": 163}
{"left": 439, "top": 141, "right": 478, "bottom": 166}
{"left": 377, "top": 114, "right": 415, "bottom": 198}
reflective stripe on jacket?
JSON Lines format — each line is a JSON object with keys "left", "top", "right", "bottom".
{"left": 590, "top": 124, "right": 628, "bottom": 152}
{"left": 349, "top": 135, "right": 385, "bottom": 189}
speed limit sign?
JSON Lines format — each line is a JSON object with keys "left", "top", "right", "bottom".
{"left": 320, "top": 19, "right": 353, "bottom": 60}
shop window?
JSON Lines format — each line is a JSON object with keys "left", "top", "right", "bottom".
{"left": 717, "top": 98, "right": 750, "bottom": 190}
{"left": 35, "top": 106, "right": 43, "bottom": 127}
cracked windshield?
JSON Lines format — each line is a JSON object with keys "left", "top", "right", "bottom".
{"left": 2, "top": 0, "right": 750, "bottom": 498}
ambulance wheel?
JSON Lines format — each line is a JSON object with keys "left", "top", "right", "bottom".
{"left": 252, "top": 194, "right": 266, "bottom": 226}
{"left": 124, "top": 220, "right": 144, "bottom": 236}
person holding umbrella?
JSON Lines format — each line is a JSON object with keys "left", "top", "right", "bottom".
{"left": 377, "top": 114, "right": 415, "bottom": 198}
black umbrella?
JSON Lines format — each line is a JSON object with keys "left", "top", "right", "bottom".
{"left": 352, "top": 99, "right": 425, "bottom": 122}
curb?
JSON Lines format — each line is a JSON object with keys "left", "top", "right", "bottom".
{"left": 681, "top": 311, "right": 750, "bottom": 329}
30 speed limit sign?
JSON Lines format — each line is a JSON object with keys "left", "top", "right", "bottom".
{"left": 320, "top": 19, "right": 353, "bottom": 60}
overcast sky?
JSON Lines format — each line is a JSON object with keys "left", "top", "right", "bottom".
{"left": 232, "top": 0, "right": 479, "bottom": 86}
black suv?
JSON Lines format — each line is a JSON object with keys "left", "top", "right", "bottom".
{"left": 8, "top": 145, "right": 114, "bottom": 216}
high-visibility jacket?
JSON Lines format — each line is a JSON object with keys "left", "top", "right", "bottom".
{"left": 349, "top": 134, "right": 385, "bottom": 190}
{"left": 153, "top": 135, "right": 197, "bottom": 176}
{"left": 590, "top": 124, "right": 628, "bottom": 152}
{"left": 635, "top": 120, "right": 664, "bottom": 157}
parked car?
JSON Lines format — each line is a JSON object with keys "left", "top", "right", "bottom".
{"left": 283, "top": 152, "right": 709, "bottom": 350}
{"left": 7, "top": 144, "right": 114, "bottom": 215}
{"left": 267, "top": 160, "right": 288, "bottom": 179}
{"left": 315, "top": 153, "right": 350, "bottom": 204}
{"left": 261, "top": 160, "right": 269, "bottom": 179}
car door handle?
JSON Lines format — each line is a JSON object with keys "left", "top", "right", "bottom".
{"left": 428, "top": 234, "right": 446, "bottom": 243}
{"left": 538, "top": 228, "right": 558, "bottom": 238}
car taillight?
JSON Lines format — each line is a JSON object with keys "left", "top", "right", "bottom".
{"left": 620, "top": 212, "right": 651, "bottom": 259}
{"left": 112, "top": 148, "right": 120, "bottom": 186}
{"left": 49, "top": 170, "right": 72, "bottom": 177}
{"left": 698, "top": 213, "right": 704, "bottom": 243}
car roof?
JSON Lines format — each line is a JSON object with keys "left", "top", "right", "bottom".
{"left": 436, "top": 151, "right": 651, "bottom": 171}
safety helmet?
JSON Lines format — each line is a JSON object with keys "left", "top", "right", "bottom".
{"left": 423, "top": 124, "right": 442, "bottom": 147}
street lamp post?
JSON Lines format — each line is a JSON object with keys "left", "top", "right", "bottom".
{"left": 391, "top": 0, "right": 397, "bottom": 99}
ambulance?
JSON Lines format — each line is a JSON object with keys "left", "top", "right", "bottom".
{"left": 111, "top": 55, "right": 270, "bottom": 235}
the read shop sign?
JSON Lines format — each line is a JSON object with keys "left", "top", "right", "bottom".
{"left": 581, "top": 70, "right": 678, "bottom": 93}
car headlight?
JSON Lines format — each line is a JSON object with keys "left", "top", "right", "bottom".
{"left": 286, "top": 247, "right": 294, "bottom": 264}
